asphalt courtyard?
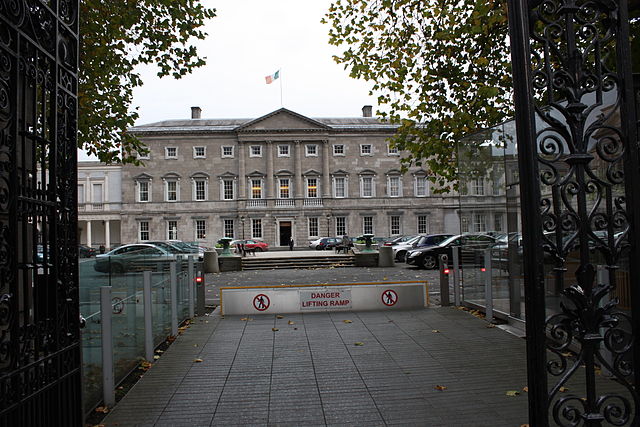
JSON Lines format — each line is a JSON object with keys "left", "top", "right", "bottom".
{"left": 102, "top": 255, "right": 530, "bottom": 426}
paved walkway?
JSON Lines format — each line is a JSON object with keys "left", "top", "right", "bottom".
{"left": 102, "top": 306, "right": 529, "bottom": 426}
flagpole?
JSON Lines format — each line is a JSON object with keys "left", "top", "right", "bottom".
{"left": 279, "top": 68, "right": 283, "bottom": 107}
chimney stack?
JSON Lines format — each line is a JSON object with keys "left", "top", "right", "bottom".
{"left": 362, "top": 105, "right": 372, "bottom": 118}
{"left": 191, "top": 106, "right": 202, "bottom": 119}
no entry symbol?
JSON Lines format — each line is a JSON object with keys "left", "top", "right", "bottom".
{"left": 381, "top": 289, "right": 398, "bottom": 306}
{"left": 253, "top": 294, "right": 270, "bottom": 311}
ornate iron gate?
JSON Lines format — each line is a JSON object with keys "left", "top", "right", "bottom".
{"left": 508, "top": 0, "right": 640, "bottom": 425}
{"left": 0, "top": 1, "right": 81, "bottom": 426}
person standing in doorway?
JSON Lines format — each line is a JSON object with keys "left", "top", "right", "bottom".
{"left": 289, "top": 236, "right": 294, "bottom": 251}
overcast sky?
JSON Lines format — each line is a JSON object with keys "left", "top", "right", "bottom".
{"left": 132, "top": 0, "right": 376, "bottom": 124}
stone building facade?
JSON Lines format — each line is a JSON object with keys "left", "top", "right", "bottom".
{"left": 119, "top": 106, "right": 461, "bottom": 248}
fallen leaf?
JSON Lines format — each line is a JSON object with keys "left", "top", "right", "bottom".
{"left": 288, "top": 320, "right": 295, "bottom": 325}
{"left": 153, "top": 355, "right": 160, "bottom": 360}
{"left": 276, "top": 315, "right": 284, "bottom": 319}
{"left": 354, "top": 342, "right": 364, "bottom": 346}
{"left": 240, "top": 317, "right": 248, "bottom": 321}
{"left": 523, "top": 386, "right": 529, "bottom": 392}
{"left": 431, "top": 329, "right": 440, "bottom": 333}
{"left": 486, "top": 323, "right": 496, "bottom": 328}
{"left": 506, "top": 390, "right": 520, "bottom": 396}
{"left": 193, "top": 344, "right": 198, "bottom": 347}
{"left": 193, "top": 358, "right": 203, "bottom": 363}
{"left": 434, "top": 385, "right": 447, "bottom": 391}
{"left": 155, "top": 349, "right": 164, "bottom": 354}
{"left": 94, "top": 406, "right": 109, "bottom": 414}
{"left": 559, "top": 386, "right": 569, "bottom": 392}
{"left": 272, "top": 328, "right": 279, "bottom": 332}
{"left": 520, "top": 424, "right": 530, "bottom": 427}
{"left": 343, "top": 320, "right": 353, "bottom": 323}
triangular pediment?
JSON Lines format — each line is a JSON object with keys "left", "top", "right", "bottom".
{"left": 237, "top": 108, "right": 330, "bottom": 132}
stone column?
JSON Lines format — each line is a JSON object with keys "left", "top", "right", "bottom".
{"left": 86, "top": 220, "right": 92, "bottom": 248}
{"left": 322, "top": 140, "right": 331, "bottom": 198}
{"left": 294, "top": 140, "right": 303, "bottom": 199}
{"left": 105, "top": 220, "right": 111, "bottom": 250}
{"left": 266, "top": 141, "right": 274, "bottom": 199}
{"left": 238, "top": 143, "right": 246, "bottom": 199}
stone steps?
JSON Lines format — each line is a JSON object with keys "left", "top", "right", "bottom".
{"left": 241, "top": 255, "right": 355, "bottom": 270}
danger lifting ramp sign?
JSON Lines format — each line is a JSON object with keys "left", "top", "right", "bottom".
{"left": 219, "top": 281, "right": 428, "bottom": 316}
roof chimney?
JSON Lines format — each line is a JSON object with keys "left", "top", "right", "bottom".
{"left": 191, "top": 106, "right": 202, "bottom": 119}
{"left": 362, "top": 105, "right": 372, "bottom": 118}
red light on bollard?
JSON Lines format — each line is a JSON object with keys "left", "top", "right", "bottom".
{"left": 480, "top": 268, "right": 486, "bottom": 272}
{"left": 443, "top": 268, "right": 450, "bottom": 275}
{"left": 195, "top": 276, "right": 203, "bottom": 284}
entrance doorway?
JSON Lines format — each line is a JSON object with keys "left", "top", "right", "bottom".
{"left": 279, "top": 221, "right": 292, "bottom": 246}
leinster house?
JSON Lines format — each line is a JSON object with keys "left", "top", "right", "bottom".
{"left": 115, "top": 106, "right": 466, "bottom": 249}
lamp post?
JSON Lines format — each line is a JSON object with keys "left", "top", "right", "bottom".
{"left": 326, "top": 214, "right": 331, "bottom": 237}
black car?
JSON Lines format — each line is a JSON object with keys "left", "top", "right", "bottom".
{"left": 406, "top": 234, "right": 497, "bottom": 269}
{"left": 78, "top": 244, "right": 96, "bottom": 258}
{"left": 393, "top": 233, "right": 454, "bottom": 262}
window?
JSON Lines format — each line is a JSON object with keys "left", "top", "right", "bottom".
{"left": 139, "top": 221, "right": 149, "bottom": 241}
{"left": 308, "top": 217, "right": 319, "bottom": 238}
{"left": 138, "top": 181, "right": 150, "bottom": 202}
{"left": 78, "top": 184, "right": 85, "bottom": 204}
{"left": 363, "top": 216, "right": 374, "bottom": 235}
{"left": 415, "top": 176, "right": 429, "bottom": 197}
{"left": 472, "top": 177, "right": 485, "bottom": 196}
{"left": 473, "top": 213, "right": 487, "bottom": 232}
{"left": 333, "top": 144, "right": 345, "bottom": 156}
{"left": 165, "top": 147, "right": 177, "bottom": 159}
{"left": 250, "top": 145, "right": 262, "bottom": 157}
{"left": 251, "top": 178, "right": 263, "bottom": 199}
{"left": 388, "top": 144, "right": 399, "bottom": 155}
{"left": 306, "top": 178, "right": 318, "bottom": 198}
{"left": 278, "top": 145, "right": 290, "bottom": 157}
{"left": 137, "top": 150, "right": 150, "bottom": 160}
{"left": 494, "top": 214, "right": 503, "bottom": 232}
{"left": 252, "top": 219, "right": 262, "bottom": 239}
{"left": 195, "top": 220, "right": 206, "bottom": 240}
{"left": 221, "top": 146, "right": 234, "bottom": 158}
{"left": 193, "top": 146, "right": 206, "bottom": 158}
{"left": 223, "top": 219, "right": 234, "bottom": 238}
{"left": 165, "top": 180, "right": 178, "bottom": 201}
{"left": 92, "top": 183, "right": 103, "bottom": 203}
{"left": 417, "top": 215, "right": 429, "bottom": 234}
{"left": 167, "top": 220, "right": 178, "bottom": 240}
{"left": 461, "top": 216, "right": 470, "bottom": 233}
{"left": 336, "top": 217, "right": 346, "bottom": 236}
{"left": 360, "top": 144, "right": 372, "bottom": 155}
{"left": 306, "top": 144, "right": 317, "bottom": 157}
{"left": 193, "top": 179, "right": 207, "bottom": 201}
{"left": 222, "top": 179, "right": 234, "bottom": 200}
{"left": 387, "top": 176, "right": 402, "bottom": 197}
{"left": 279, "top": 178, "right": 290, "bottom": 198}
{"left": 333, "top": 176, "right": 346, "bottom": 198}
{"left": 390, "top": 216, "right": 401, "bottom": 235}
{"left": 360, "top": 176, "right": 374, "bottom": 197}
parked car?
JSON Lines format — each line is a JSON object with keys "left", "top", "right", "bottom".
{"left": 308, "top": 237, "right": 343, "bottom": 250}
{"left": 94, "top": 243, "right": 177, "bottom": 274}
{"left": 382, "top": 235, "right": 417, "bottom": 246}
{"left": 231, "top": 239, "right": 269, "bottom": 252}
{"left": 392, "top": 234, "right": 454, "bottom": 262}
{"left": 78, "top": 244, "right": 96, "bottom": 258}
{"left": 406, "top": 233, "right": 497, "bottom": 269}
{"left": 146, "top": 240, "right": 204, "bottom": 260}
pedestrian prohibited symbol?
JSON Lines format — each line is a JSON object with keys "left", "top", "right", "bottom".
{"left": 253, "top": 294, "right": 270, "bottom": 311}
{"left": 381, "top": 289, "right": 398, "bottom": 306}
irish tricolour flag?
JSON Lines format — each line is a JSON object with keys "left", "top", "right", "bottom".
{"left": 265, "top": 70, "right": 280, "bottom": 84}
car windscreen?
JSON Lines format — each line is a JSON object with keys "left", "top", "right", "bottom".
{"left": 438, "top": 235, "right": 461, "bottom": 247}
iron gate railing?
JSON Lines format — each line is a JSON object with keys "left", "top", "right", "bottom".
{"left": 0, "top": 0, "right": 81, "bottom": 426}
{"left": 508, "top": 0, "right": 640, "bottom": 425}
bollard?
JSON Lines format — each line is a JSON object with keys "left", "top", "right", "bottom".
{"left": 170, "top": 262, "right": 178, "bottom": 337}
{"left": 439, "top": 254, "right": 450, "bottom": 306}
{"left": 378, "top": 246, "right": 394, "bottom": 267}
{"left": 196, "top": 268, "right": 206, "bottom": 316}
{"left": 188, "top": 256, "right": 195, "bottom": 318}
{"left": 484, "top": 249, "right": 493, "bottom": 322}
{"left": 100, "top": 286, "right": 115, "bottom": 407}
{"left": 452, "top": 246, "right": 461, "bottom": 306}
{"left": 143, "top": 271, "right": 154, "bottom": 362}
{"left": 204, "top": 250, "right": 219, "bottom": 273}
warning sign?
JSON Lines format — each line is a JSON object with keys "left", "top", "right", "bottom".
{"left": 300, "top": 290, "right": 352, "bottom": 310}
{"left": 253, "top": 294, "right": 270, "bottom": 311}
{"left": 381, "top": 289, "right": 398, "bottom": 306}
